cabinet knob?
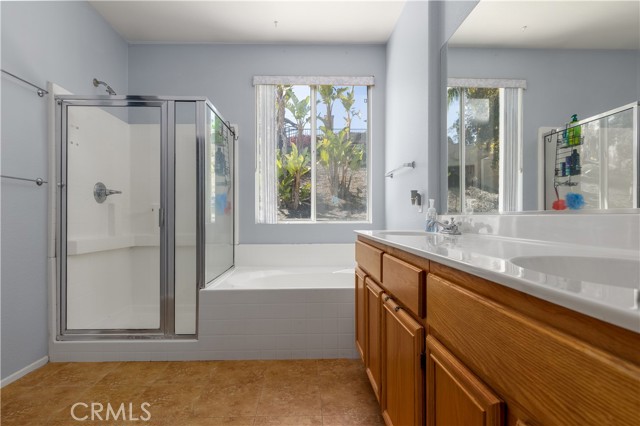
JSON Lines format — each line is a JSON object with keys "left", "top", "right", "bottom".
{"left": 394, "top": 306, "right": 402, "bottom": 312}
{"left": 384, "top": 296, "right": 391, "bottom": 302}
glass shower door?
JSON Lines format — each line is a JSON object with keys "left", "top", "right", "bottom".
{"left": 63, "top": 104, "right": 163, "bottom": 332}
{"left": 204, "top": 105, "right": 234, "bottom": 284}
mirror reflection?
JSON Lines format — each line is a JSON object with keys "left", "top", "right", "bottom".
{"left": 444, "top": 0, "right": 639, "bottom": 213}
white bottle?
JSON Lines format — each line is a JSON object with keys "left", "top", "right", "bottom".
{"left": 425, "top": 199, "right": 438, "bottom": 232}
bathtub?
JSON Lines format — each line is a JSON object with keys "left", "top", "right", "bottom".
{"left": 209, "top": 266, "right": 355, "bottom": 290}
{"left": 199, "top": 266, "right": 358, "bottom": 360}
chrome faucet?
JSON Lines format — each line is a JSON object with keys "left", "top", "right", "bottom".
{"left": 426, "top": 217, "right": 461, "bottom": 235}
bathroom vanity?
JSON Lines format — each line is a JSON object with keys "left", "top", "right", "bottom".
{"left": 355, "top": 231, "right": 640, "bottom": 426}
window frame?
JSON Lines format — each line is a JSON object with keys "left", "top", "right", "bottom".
{"left": 254, "top": 78, "right": 374, "bottom": 224}
{"left": 446, "top": 78, "right": 525, "bottom": 214}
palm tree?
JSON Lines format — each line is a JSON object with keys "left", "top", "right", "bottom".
{"left": 317, "top": 85, "right": 347, "bottom": 132}
{"left": 286, "top": 90, "right": 311, "bottom": 150}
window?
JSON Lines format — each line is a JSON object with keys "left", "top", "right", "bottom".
{"left": 255, "top": 77, "right": 372, "bottom": 223}
{"left": 446, "top": 79, "right": 525, "bottom": 213}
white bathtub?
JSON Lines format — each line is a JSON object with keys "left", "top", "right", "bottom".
{"left": 208, "top": 266, "right": 355, "bottom": 290}
{"left": 199, "top": 266, "right": 358, "bottom": 360}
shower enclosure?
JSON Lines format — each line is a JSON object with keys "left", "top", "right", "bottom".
{"left": 55, "top": 96, "right": 234, "bottom": 339}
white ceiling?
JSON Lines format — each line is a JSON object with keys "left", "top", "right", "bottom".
{"left": 448, "top": 0, "right": 640, "bottom": 50}
{"left": 90, "top": 0, "right": 407, "bottom": 44}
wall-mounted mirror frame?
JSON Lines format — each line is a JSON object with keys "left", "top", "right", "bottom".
{"left": 441, "top": 0, "right": 640, "bottom": 215}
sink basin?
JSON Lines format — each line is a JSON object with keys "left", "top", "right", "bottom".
{"left": 510, "top": 256, "right": 640, "bottom": 289}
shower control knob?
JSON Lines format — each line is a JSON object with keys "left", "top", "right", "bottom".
{"left": 94, "top": 182, "right": 122, "bottom": 203}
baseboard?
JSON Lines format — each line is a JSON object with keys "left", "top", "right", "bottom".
{"left": 1, "top": 356, "right": 49, "bottom": 388}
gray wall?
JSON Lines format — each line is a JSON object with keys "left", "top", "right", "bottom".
{"left": 1, "top": 1, "right": 128, "bottom": 380}
{"left": 385, "top": 1, "right": 478, "bottom": 229}
{"left": 384, "top": 1, "right": 431, "bottom": 230}
{"left": 128, "top": 43, "right": 386, "bottom": 243}
{"left": 447, "top": 47, "right": 639, "bottom": 210}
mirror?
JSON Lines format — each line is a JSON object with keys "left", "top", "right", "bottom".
{"left": 443, "top": 0, "right": 639, "bottom": 213}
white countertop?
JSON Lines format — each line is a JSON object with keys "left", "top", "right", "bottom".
{"left": 356, "top": 230, "right": 640, "bottom": 333}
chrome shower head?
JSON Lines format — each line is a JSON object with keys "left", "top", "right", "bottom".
{"left": 92, "top": 78, "right": 116, "bottom": 95}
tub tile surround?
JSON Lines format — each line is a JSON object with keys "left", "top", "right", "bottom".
{"left": 358, "top": 212, "right": 640, "bottom": 332}
{"left": 49, "top": 244, "right": 357, "bottom": 362}
{"left": 198, "top": 283, "right": 356, "bottom": 360}
{"left": 1, "top": 359, "right": 383, "bottom": 426}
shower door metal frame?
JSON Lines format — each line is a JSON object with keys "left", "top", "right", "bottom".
{"left": 56, "top": 95, "right": 205, "bottom": 340}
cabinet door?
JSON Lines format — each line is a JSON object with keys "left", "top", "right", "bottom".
{"left": 355, "top": 267, "right": 367, "bottom": 362}
{"left": 365, "top": 279, "right": 384, "bottom": 402}
{"left": 427, "top": 335, "right": 504, "bottom": 426}
{"left": 381, "top": 296, "right": 424, "bottom": 426}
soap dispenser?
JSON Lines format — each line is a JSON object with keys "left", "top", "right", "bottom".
{"left": 425, "top": 199, "right": 438, "bottom": 232}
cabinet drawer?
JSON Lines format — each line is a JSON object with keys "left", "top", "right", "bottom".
{"left": 427, "top": 273, "right": 640, "bottom": 426}
{"left": 382, "top": 254, "right": 425, "bottom": 317}
{"left": 355, "top": 241, "right": 383, "bottom": 283}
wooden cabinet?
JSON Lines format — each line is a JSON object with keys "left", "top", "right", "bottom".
{"left": 355, "top": 267, "right": 366, "bottom": 362}
{"left": 356, "top": 239, "right": 427, "bottom": 425}
{"left": 427, "top": 271, "right": 640, "bottom": 426}
{"left": 381, "top": 296, "right": 424, "bottom": 426}
{"left": 426, "top": 335, "right": 504, "bottom": 426}
{"left": 365, "top": 279, "right": 384, "bottom": 402}
{"left": 356, "top": 235, "right": 640, "bottom": 426}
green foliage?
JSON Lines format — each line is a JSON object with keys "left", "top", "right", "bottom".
{"left": 277, "top": 143, "right": 310, "bottom": 210}
{"left": 286, "top": 90, "right": 311, "bottom": 127}
{"left": 274, "top": 84, "right": 366, "bottom": 217}
{"left": 300, "top": 181, "right": 311, "bottom": 203}
{"left": 448, "top": 87, "right": 500, "bottom": 170}
{"left": 317, "top": 85, "right": 348, "bottom": 131}
{"left": 286, "top": 89, "right": 311, "bottom": 149}
{"left": 276, "top": 150, "right": 293, "bottom": 205}
{"left": 317, "top": 86, "right": 364, "bottom": 199}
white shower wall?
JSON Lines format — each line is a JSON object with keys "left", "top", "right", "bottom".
{"left": 65, "top": 107, "right": 196, "bottom": 333}
{"left": 66, "top": 107, "right": 132, "bottom": 239}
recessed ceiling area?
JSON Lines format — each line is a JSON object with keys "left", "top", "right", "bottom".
{"left": 448, "top": 0, "right": 640, "bottom": 50}
{"left": 90, "top": 0, "right": 407, "bottom": 44}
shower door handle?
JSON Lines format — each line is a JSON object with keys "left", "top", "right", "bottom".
{"left": 158, "top": 207, "right": 164, "bottom": 228}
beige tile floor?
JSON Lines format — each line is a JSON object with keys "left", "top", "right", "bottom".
{"left": 1, "top": 359, "right": 384, "bottom": 426}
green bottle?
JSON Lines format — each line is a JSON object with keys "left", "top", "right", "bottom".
{"left": 568, "top": 114, "right": 580, "bottom": 145}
